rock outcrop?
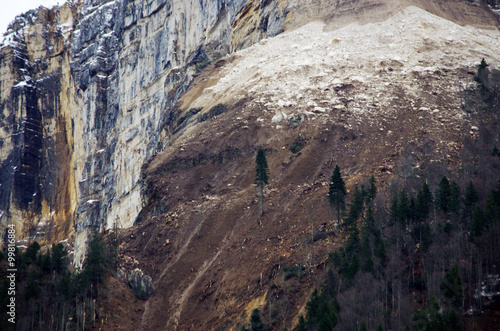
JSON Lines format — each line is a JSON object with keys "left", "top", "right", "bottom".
{"left": 0, "top": 4, "right": 78, "bottom": 253}
{"left": 127, "top": 268, "right": 154, "bottom": 298}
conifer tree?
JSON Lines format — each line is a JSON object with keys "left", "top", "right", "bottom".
{"left": 440, "top": 265, "right": 463, "bottom": 309}
{"left": 485, "top": 180, "right": 500, "bottom": 223}
{"left": 399, "top": 190, "right": 410, "bottom": 226}
{"left": 413, "top": 296, "right": 445, "bottom": 331}
{"left": 58, "top": 270, "right": 75, "bottom": 301}
{"left": 345, "top": 185, "right": 364, "bottom": 229}
{"left": 345, "top": 253, "right": 360, "bottom": 282}
{"left": 295, "top": 315, "right": 307, "bottom": 331}
{"left": 362, "top": 205, "right": 375, "bottom": 235}
{"left": 366, "top": 175, "right": 377, "bottom": 204}
{"left": 255, "top": 148, "right": 269, "bottom": 219}
{"left": 346, "top": 224, "right": 360, "bottom": 252}
{"left": 464, "top": 181, "right": 479, "bottom": 209}
{"left": 305, "top": 288, "right": 339, "bottom": 330}
{"left": 416, "top": 182, "right": 433, "bottom": 221}
{"left": 436, "top": 176, "right": 451, "bottom": 215}
{"left": 24, "top": 241, "right": 40, "bottom": 263}
{"left": 81, "top": 230, "right": 106, "bottom": 293}
{"left": 328, "top": 165, "right": 346, "bottom": 223}
{"left": 250, "top": 308, "right": 266, "bottom": 331}
{"left": 471, "top": 206, "right": 485, "bottom": 238}
{"left": 361, "top": 234, "right": 374, "bottom": 273}
{"left": 422, "top": 182, "right": 433, "bottom": 204}
{"left": 352, "top": 186, "right": 365, "bottom": 218}
{"left": 449, "top": 181, "right": 461, "bottom": 218}
{"left": 374, "top": 236, "right": 386, "bottom": 264}
{"left": 464, "top": 181, "right": 479, "bottom": 219}
{"left": 51, "top": 243, "right": 68, "bottom": 273}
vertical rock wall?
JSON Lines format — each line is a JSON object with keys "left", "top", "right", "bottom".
{"left": 0, "top": 4, "right": 78, "bottom": 251}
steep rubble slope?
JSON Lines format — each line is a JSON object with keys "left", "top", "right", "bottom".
{"left": 185, "top": 6, "right": 499, "bottom": 128}
{"left": 110, "top": 6, "right": 500, "bottom": 330}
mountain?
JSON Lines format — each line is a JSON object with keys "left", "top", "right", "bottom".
{"left": 0, "top": 0, "right": 499, "bottom": 330}
{"left": 0, "top": 0, "right": 291, "bottom": 265}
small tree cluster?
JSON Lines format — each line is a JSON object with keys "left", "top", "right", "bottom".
{"left": 312, "top": 166, "right": 499, "bottom": 330}
{"left": 294, "top": 271, "right": 340, "bottom": 331}
{"left": 0, "top": 230, "right": 113, "bottom": 330}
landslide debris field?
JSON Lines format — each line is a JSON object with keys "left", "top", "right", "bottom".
{"left": 104, "top": 6, "right": 500, "bottom": 330}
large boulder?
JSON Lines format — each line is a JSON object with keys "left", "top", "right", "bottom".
{"left": 127, "top": 268, "right": 154, "bottom": 299}
{"left": 477, "top": 65, "right": 500, "bottom": 100}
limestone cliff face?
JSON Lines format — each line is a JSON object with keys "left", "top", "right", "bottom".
{"left": 0, "top": 4, "right": 78, "bottom": 252}
{"left": 0, "top": 0, "right": 291, "bottom": 264}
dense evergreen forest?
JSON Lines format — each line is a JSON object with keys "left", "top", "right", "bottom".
{"left": 0, "top": 229, "right": 115, "bottom": 330}
{"left": 293, "top": 164, "right": 500, "bottom": 331}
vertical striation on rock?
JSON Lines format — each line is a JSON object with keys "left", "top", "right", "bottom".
{"left": 1, "top": 4, "right": 78, "bottom": 250}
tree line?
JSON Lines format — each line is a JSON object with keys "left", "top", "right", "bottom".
{"left": 0, "top": 229, "right": 115, "bottom": 330}
{"left": 294, "top": 165, "right": 500, "bottom": 330}
{"left": 251, "top": 146, "right": 499, "bottom": 330}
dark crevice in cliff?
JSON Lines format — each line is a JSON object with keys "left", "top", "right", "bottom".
{"left": 6, "top": 35, "right": 43, "bottom": 214}
{"left": 0, "top": 150, "right": 19, "bottom": 213}
{"left": 12, "top": 84, "right": 43, "bottom": 213}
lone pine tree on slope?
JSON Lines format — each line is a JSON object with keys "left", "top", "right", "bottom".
{"left": 329, "top": 165, "right": 346, "bottom": 224}
{"left": 255, "top": 148, "right": 269, "bottom": 219}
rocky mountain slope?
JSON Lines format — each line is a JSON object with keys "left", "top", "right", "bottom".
{"left": 0, "top": 0, "right": 291, "bottom": 265}
{"left": 1, "top": 0, "right": 500, "bottom": 329}
{"left": 117, "top": 4, "right": 499, "bottom": 329}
